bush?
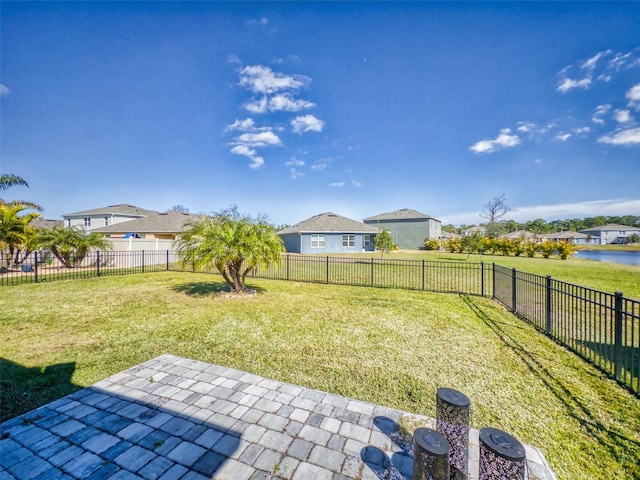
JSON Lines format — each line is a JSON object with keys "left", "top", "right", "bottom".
{"left": 557, "top": 241, "right": 577, "bottom": 260}
{"left": 423, "top": 239, "right": 440, "bottom": 250}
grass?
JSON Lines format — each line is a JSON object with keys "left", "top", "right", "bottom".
{"left": 1, "top": 272, "right": 639, "bottom": 479}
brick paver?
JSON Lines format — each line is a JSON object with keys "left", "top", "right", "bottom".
{"left": 0, "top": 354, "right": 557, "bottom": 479}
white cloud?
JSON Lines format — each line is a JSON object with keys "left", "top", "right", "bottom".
{"left": 592, "top": 104, "right": 611, "bottom": 125}
{"left": 285, "top": 158, "right": 305, "bottom": 167}
{"left": 557, "top": 77, "right": 592, "bottom": 93}
{"left": 291, "top": 114, "right": 325, "bottom": 134}
{"left": 289, "top": 168, "right": 304, "bottom": 179}
{"left": 235, "top": 131, "right": 282, "bottom": 147}
{"left": 243, "top": 97, "right": 268, "bottom": 114}
{"left": 581, "top": 50, "right": 611, "bottom": 71}
{"left": 244, "top": 93, "right": 315, "bottom": 114}
{"left": 227, "top": 54, "right": 241, "bottom": 65}
{"left": 573, "top": 127, "right": 591, "bottom": 135}
{"left": 627, "top": 83, "right": 640, "bottom": 110}
{"left": 0, "top": 84, "right": 9, "bottom": 96}
{"left": 225, "top": 118, "right": 256, "bottom": 132}
{"left": 352, "top": 180, "right": 362, "bottom": 188}
{"left": 516, "top": 122, "right": 536, "bottom": 133}
{"left": 239, "top": 65, "right": 309, "bottom": 94}
{"left": 598, "top": 127, "right": 640, "bottom": 146}
{"left": 555, "top": 133, "right": 571, "bottom": 141}
{"left": 247, "top": 17, "right": 268, "bottom": 26}
{"left": 268, "top": 94, "right": 315, "bottom": 112}
{"left": 614, "top": 109, "right": 633, "bottom": 123}
{"left": 311, "top": 163, "right": 328, "bottom": 171}
{"left": 469, "top": 128, "right": 520, "bottom": 154}
{"left": 329, "top": 182, "right": 345, "bottom": 187}
{"left": 230, "top": 145, "right": 256, "bottom": 157}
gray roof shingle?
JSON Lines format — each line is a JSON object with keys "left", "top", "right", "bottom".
{"left": 62, "top": 204, "right": 158, "bottom": 218}
{"left": 278, "top": 212, "right": 379, "bottom": 234}
{"left": 363, "top": 208, "right": 439, "bottom": 222}
{"left": 92, "top": 211, "right": 201, "bottom": 234}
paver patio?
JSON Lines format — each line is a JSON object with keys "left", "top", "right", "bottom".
{"left": 0, "top": 354, "right": 557, "bottom": 479}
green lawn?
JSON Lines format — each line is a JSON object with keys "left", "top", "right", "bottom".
{"left": 1, "top": 272, "right": 639, "bottom": 480}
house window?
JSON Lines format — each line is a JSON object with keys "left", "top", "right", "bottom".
{"left": 104, "top": 217, "right": 109, "bottom": 226}
{"left": 342, "top": 234, "right": 355, "bottom": 247}
{"left": 363, "top": 235, "right": 372, "bottom": 247}
{"left": 311, "top": 234, "right": 325, "bottom": 248}
{"left": 84, "top": 217, "right": 91, "bottom": 227}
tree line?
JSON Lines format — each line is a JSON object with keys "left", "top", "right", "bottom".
{"left": 442, "top": 216, "right": 640, "bottom": 236}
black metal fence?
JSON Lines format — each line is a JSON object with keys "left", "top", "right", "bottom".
{"left": 2, "top": 250, "right": 638, "bottom": 395}
{"left": 494, "top": 264, "right": 639, "bottom": 396}
{"left": 0, "top": 250, "right": 174, "bottom": 286}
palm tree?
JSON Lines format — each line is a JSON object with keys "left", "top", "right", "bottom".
{"left": 0, "top": 203, "right": 41, "bottom": 269}
{"left": 38, "top": 225, "right": 112, "bottom": 268}
{"left": 174, "top": 207, "right": 285, "bottom": 293}
{"left": 0, "top": 173, "right": 43, "bottom": 211}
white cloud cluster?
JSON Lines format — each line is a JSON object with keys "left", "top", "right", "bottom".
{"left": 469, "top": 49, "right": 640, "bottom": 154}
{"left": 291, "top": 114, "right": 325, "bottom": 133}
{"left": 469, "top": 128, "right": 521, "bottom": 154}
{"left": 0, "top": 84, "right": 9, "bottom": 96}
{"left": 225, "top": 64, "right": 325, "bottom": 169}
{"left": 556, "top": 49, "right": 639, "bottom": 93}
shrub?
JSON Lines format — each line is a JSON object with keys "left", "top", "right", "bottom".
{"left": 557, "top": 241, "right": 578, "bottom": 260}
{"left": 423, "top": 239, "right": 440, "bottom": 250}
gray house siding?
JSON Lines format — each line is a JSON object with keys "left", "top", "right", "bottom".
{"left": 277, "top": 212, "right": 379, "bottom": 254}
{"left": 280, "top": 233, "right": 375, "bottom": 254}
{"left": 363, "top": 218, "right": 441, "bottom": 249}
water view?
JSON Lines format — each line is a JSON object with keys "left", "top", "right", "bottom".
{"left": 575, "top": 250, "right": 640, "bottom": 267}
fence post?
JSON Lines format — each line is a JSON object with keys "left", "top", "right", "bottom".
{"left": 481, "top": 262, "right": 485, "bottom": 297}
{"left": 614, "top": 292, "right": 624, "bottom": 382}
{"left": 492, "top": 263, "right": 496, "bottom": 298}
{"left": 34, "top": 251, "right": 38, "bottom": 284}
{"left": 545, "top": 276, "right": 553, "bottom": 335}
{"left": 371, "top": 258, "right": 374, "bottom": 287}
{"left": 422, "top": 259, "right": 425, "bottom": 291}
{"left": 96, "top": 251, "right": 101, "bottom": 277}
{"left": 286, "top": 254, "right": 290, "bottom": 281}
{"left": 166, "top": 250, "right": 169, "bottom": 271}
{"left": 511, "top": 268, "right": 517, "bottom": 313}
{"left": 141, "top": 250, "right": 145, "bottom": 273}
{"left": 326, "top": 256, "right": 329, "bottom": 284}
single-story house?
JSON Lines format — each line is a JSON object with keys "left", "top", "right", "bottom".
{"left": 62, "top": 204, "right": 158, "bottom": 231}
{"left": 544, "top": 231, "right": 594, "bottom": 245}
{"left": 91, "top": 211, "right": 200, "bottom": 251}
{"left": 278, "top": 212, "right": 379, "bottom": 254}
{"left": 579, "top": 224, "right": 640, "bottom": 245}
{"left": 499, "top": 230, "right": 542, "bottom": 242}
{"left": 363, "top": 208, "right": 441, "bottom": 249}
{"left": 29, "top": 218, "right": 63, "bottom": 230}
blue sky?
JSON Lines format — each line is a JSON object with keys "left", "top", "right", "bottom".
{"left": 2, "top": 2, "right": 639, "bottom": 227}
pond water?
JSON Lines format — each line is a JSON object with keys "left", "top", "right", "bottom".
{"left": 574, "top": 250, "right": 640, "bottom": 267}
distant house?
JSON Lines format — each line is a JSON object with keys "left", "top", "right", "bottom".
{"left": 62, "top": 204, "right": 158, "bottom": 231}
{"left": 579, "top": 224, "right": 640, "bottom": 245}
{"left": 461, "top": 226, "right": 486, "bottom": 237}
{"left": 91, "top": 211, "right": 200, "bottom": 251}
{"left": 499, "top": 230, "right": 541, "bottom": 242}
{"left": 544, "top": 231, "right": 594, "bottom": 245}
{"left": 363, "top": 209, "right": 441, "bottom": 249}
{"left": 30, "top": 218, "right": 63, "bottom": 230}
{"left": 278, "top": 212, "right": 379, "bottom": 254}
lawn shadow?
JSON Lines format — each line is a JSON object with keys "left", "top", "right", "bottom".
{"left": 462, "top": 296, "right": 640, "bottom": 465}
{"left": 0, "top": 358, "right": 81, "bottom": 422}
{"left": 171, "top": 281, "right": 265, "bottom": 297}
